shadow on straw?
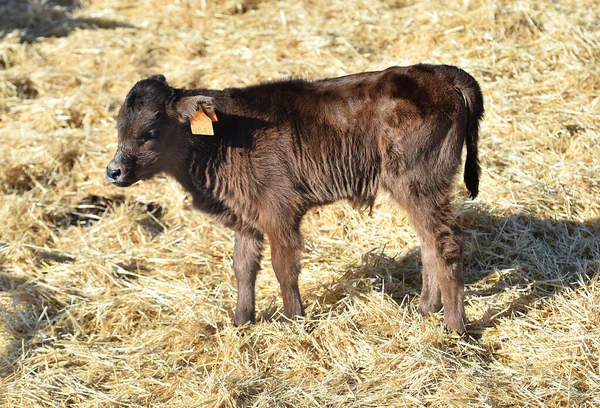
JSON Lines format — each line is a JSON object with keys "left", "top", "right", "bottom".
{"left": 0, "top": 271, "right": 64, "bottom": 379}
{"left": 463, "top": 212, "right": 599, "bottom": 334}
{"left": 0, "top": 0, "right": 134, "bottom": 43}
{"left": 304, "top": 207, "right": 599, "bottom": 335}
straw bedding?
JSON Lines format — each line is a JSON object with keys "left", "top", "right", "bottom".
{"left": 0, "top": 0, "right": 599, "bottom": 406}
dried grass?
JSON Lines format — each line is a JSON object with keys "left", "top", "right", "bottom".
{"left": 1, "top": 0, "right": 599, "bottom": 406}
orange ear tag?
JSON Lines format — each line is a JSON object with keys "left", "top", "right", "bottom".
{"left": 190, "top": 106, "right": 218, "bottom": 136}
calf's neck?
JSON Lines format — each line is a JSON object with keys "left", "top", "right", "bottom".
{"left": 106, "top": 65, "right": 484, "bottom": 334}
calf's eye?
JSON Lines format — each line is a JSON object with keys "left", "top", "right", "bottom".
{"left": 135, "top": 129, "right": 159, "bottom": 146}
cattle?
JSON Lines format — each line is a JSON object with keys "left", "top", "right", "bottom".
{"left": 105, "top": 65, "right": 484, "bottom": 334}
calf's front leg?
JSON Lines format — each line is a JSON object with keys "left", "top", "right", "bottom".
{"left": 266, "top": 225, "right": 305, "bottom": 320}
{"left": 232, "top": 231, "right": 264, "bottom": 326}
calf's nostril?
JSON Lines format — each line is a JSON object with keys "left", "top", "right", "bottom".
{"left": 107, "top": 166, "right": 122, "bottom": 180}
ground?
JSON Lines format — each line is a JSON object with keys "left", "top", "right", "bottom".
{"left": 0, "top": 0, "right": 599, "bottom": 406}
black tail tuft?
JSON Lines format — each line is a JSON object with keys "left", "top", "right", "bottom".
{"left": 454, "top": 69, "right": 484, "bottom": 199}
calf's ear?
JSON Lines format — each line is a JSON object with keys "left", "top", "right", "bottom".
{"left": 147, "top": 74, "right": 167, "bottom": 83}
{"left": 174, "top": 95, "right": 216, "bottom": 123}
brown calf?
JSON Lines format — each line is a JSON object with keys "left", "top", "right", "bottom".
{"left": 105, "top": 65, "right": 484, "bottom": 333}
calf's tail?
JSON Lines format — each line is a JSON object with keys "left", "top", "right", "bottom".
{"left": 451, "top": 68, "right": 484, "bottom": 199}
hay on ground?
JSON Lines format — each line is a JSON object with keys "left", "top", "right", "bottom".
{"left": 1, "top": 0, "right": 599, "bottom": 406}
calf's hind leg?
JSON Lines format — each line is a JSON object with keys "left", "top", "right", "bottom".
{"left": 418, "top": 238, "right": 443, "bottom": 316}
{"left": 389, "top": 189, "right": 467, "bottom": 334}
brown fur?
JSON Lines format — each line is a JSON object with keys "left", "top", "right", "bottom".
{"left": 105, "top": 65, "right": 484, "bottom": 334}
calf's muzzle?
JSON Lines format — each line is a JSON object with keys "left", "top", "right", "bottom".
{"left": 105, "top": 160, "right": 131, "bottom": 186}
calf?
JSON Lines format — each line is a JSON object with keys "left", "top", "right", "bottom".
{"left": 105, "top": 65, "right": 484, "bottom": 334}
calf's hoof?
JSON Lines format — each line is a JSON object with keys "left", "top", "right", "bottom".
{"left": 443, "top": 314, "right": 468, "bottom": 335}
{"left": 233, "top": 310, "right": 255, "bottom": 327}
{"left": 282, "top": 301, "right": 305, "bottom": 321}
{"left": 418, "top": 298, "right": 443, "bottom": 316}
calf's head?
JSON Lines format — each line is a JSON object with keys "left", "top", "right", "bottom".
{"left": 106, "top": 74, "right": 215, "bottom": 187}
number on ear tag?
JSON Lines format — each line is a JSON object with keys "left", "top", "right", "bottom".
{"left": 190, "top": 106, "right": 218, "bottom": 135}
